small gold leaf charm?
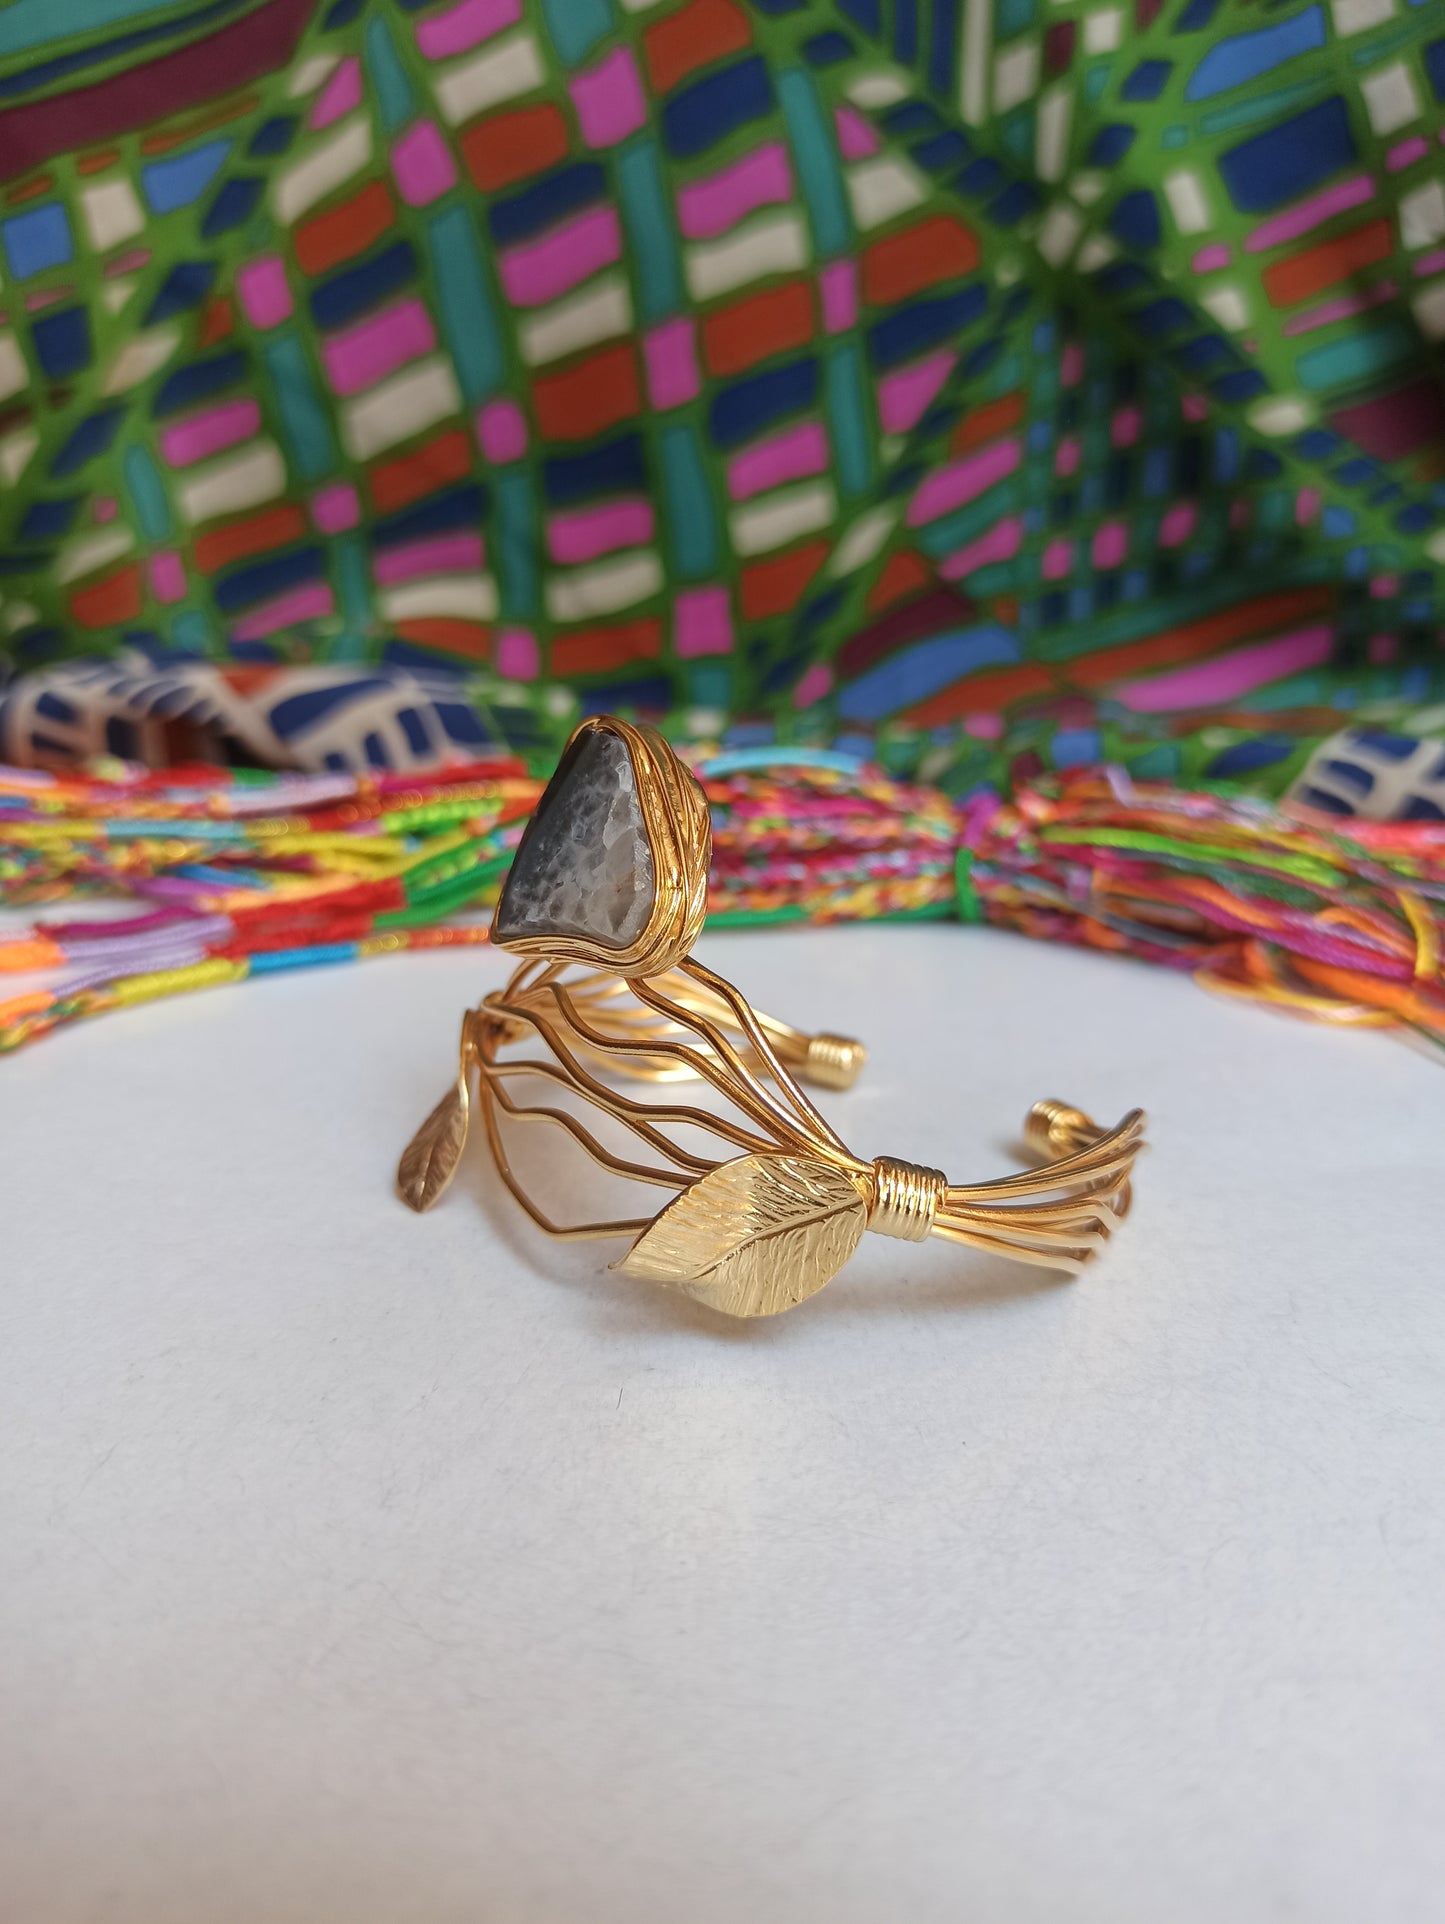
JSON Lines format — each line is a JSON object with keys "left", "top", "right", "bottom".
{"left": 397, "top": 1075, "right": 470, "bottom": 1213}
{"left": 615, "top": 1154, "right": 867, "bottom": 1318}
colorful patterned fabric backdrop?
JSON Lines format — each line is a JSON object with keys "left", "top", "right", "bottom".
{"left": 2, "top": 0, "right": 1444, "bottom": 803}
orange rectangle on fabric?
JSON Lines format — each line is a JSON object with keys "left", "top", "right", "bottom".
{"left": 6, "top": 175, "right": 52, "bottom": 205}
{"left": 739, "top": 541, "right": 829, "bottom": 621}
{"left": 643, "top": 0, "right": 751, "bottom": 93}
{"left": 949, "top": 391, "right": 1025, "bottom": 454}
{"left": 197, "top": 297, "right": 234, "bottom": 347}
{"left": 903, "top": 663, "right": 1055, "bottom": 726}
{"left": 551, "top": 619, "right": 662, "bottom": 677}
{"left": 702, "top": 281, "right": 814, "bottom": 377}
{"left": 368, "top": 428, "right": 473, "bottom": 514}
{"left": 866, "top": 548, "right": 931, "bottom": 613}
{"left": 532, "top": 343, "right": 641, "bottom": 442}
{"left": 294, "top": 180, "right": 395, "bottom": 277}
{"left": 70, "top": 565, "right": 142, "bottom": 630}
{"left": 1262, "top": 220, "right": 1393, "bottom": 308}
{"left": 461, "top": 104, "right": 570, "bottom": 192}
{"left": 1069, "top": 586, "right": 1336, "bottom": 687}
{"left": 862, "top": 216, "right": 980, "bottom": 307}
{"left": 393, "top": 619, "right": 493, "bottom": 660}
{"left": 76, "top": 150, "right": 121, "bottom": 175}
{"left": 194, "top": 505, "right": 309, "bottom": 574}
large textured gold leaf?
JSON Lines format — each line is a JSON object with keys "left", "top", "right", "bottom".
{"left": 615, "top": 1154, "right": 867, "bottom": 1318}
{"left": 397, "top": 1076, "right": 470, "bottom": 1213}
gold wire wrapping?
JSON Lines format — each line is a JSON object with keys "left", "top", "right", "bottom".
{"left": 867, "top": 1158, "right": 948, "bottom": 1241}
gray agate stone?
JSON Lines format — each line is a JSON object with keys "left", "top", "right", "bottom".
{"left": 494, "top": 728, "right": 656, "bottom": 950}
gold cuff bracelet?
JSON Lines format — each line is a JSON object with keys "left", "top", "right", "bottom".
{"left": 397, "top": 715, "right": 1147, "bottom": 1320}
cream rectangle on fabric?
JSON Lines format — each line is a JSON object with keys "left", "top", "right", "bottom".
{"left": 847, "top": 71, "right": 909, "bottom": 109}
{"left": 273, "top": 116, "right": 372, "bottom": 225}
{"left": 827, "top": 504, "right": 899, "bottom": 579}
{"left": 845, "top": 158, "right": 927, "bottom": 232}
{"left": 1, "top": 600, "right": 39, "bottom": 634}
{"left": 1202, "top": 284, "right": 1249, "bottom": 330}
{"left": 684, "top": 211, "right": 809, "bottom": 302}
{"left": 178, "top": 442, "right": 287, "bottom": 525}
{"left": 101, "top": 328, "right": 181, "bottom": 396}
{"left": 729, "top": 482, "right": 837, "bottom": 557}
{"left": 544, "top": 551, "right": 663, "bottom": 621}
{"left": 340, "top": 357, "right": 462, "bottom": 460}
{"left": 1038, "top": 203, "right": 1082, "bottom": 267}
{"left": 0, "top": 428, "right": 38, "bottom": 486}
{"left": 1036, "top": 86, "right": 1071, "bottom": 183}
{"left": 435, "top": 31, "right": 544, "bottom": 125}
{"left": 81, "top": 178, "right": 145, "bottom": 251}
{"left": 381, "top": 575, "right": 498, "bottom": 622}
{"left": 286, "top": 52, "right": 340, "bottom": 97}
{"left": 55, "top": 528, "right": 134, "bottom": 585}
{"left": 0, "top": 333, "right": 27, "bottom": 403}
{"left": 1164, "top": 170, "right": 1210, "bottom": 236}
{"left": 519, "top": 273, "right": 632, "bottom": 367}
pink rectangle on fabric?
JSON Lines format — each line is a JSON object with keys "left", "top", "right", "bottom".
{"left": 495, "top": 628, "right": 538, "bottom": 680}
{"left": 1118, "top": 625, "right": 1334, "bottom": 715}
{"left": 1295, "top": 488, "right": 1321, "bottom": 528}
{"left": 674, "top": 588, "right": 733, "bottom": 658}
{"left": 416, "top": 0, "right": 520, "bottom": 59}
{"left": 149, "top": 551, "right": 186, "bottom": 604}
{"left": 570, "top": 46, "right": 646, "bottom": 147}
{"left": 819, "top": 260, "right": 857, "bottom": 334}
{"left": 231, "top": 582, "right": 335, "bottom": 642}
{"left": 1281, "top": 282, "right": 1396, "bottom": 337}
{"left": 1053, "top": 435, "right": 1080, "bottom": 477}
{"left": 373, "top": 534, "right": 485, "bottom": 585}
{"left": 644, "top": 318, "right": 699, "bottom": 409}
{"left": 676, "top": 142, "right": 792, "bottom": 240}
{"left": 1414, "top": 249, "right": 1445, "bottom": 279}
{"left": 310, "top": 55, "right": 361, "bottom": 130}
{"left": 160, "top": 398, "right": 260, "bottom": 468}
{"left": 878, "top": 350, "right": 953, "bottom": 434}
{"left": 476, "top": 399, "right": 528, "bottom": 463}
{"left": 1111, "top": 406, "right": 1140, "bottom": 448}
{"left": 311, "top": 483, "right": 361, "bottom": 533}
{"left": 1091, "top": 522, "right": 1127, "bottom": 568}
{"left": 905, "top": 439, "right": 1021, "bottom": 528}
{"left": 237, "top": 257, "right": 292, "bottom": 330}
{"left": 834, "top": 105, "right": 877, "bottom": 160}
{"left": 939, "top": 516, "right": 1022, "bottom": 581}
{"left": 1041, "top": 538, "right": 1073, "bottom": 581}
{"left": 726, "top": 423, "right": 828, "bottom": 502}
{"left": 1159, "top": 501, "right": 1196, "bottom": 547}
{"left": 546, "top": 500, "right": 655, "bottom": 565}
{"left": 1060, "top": 341, "right": 1084, "bottom": 386}
{"left": 792, "top": 663, "right": 832, "bottom": 709}
{"left": 321, "top": 298, "right": 436, "bottom": 396}
{"left": 1390, "top": 136, "right": 1430, "bottom": 172}
{"left": 498, "top": 206, "right": 621, "bottom": 307}
{"left": 1191, "top": 244, "right": 1230, "bottom": 273}
{"left": 1244, "top": 176, "right": 1373, "bottom": 252}
{"left": 392, "top": 121, "right": 457, "bottom": 206}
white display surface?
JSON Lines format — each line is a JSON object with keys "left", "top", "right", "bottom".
{"left": 2, "top": 922, "right": 1442, "bottom": 1924}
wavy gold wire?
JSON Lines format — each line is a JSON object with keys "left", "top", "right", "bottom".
{"left": 452, "top": 960, "right": 1146, "bottom": 1282}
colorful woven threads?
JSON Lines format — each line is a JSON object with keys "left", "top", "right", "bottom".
{"left": 963, "top": 771, "right": 1445, "bottom": 1048}
{"left": 4, "top": 750, "right": 1444, "bottom": 1055}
